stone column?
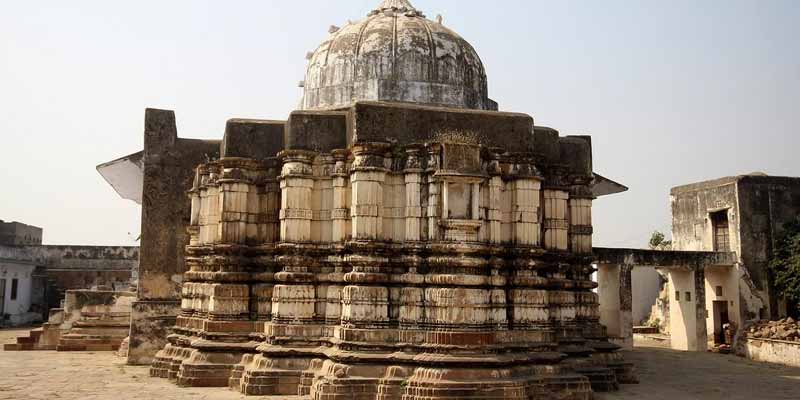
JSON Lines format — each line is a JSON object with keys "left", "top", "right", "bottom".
{"left": 543, "top": 189, "right": 569, "bottom": 251}
{"left": 404, "top": 146, "right": 423, "bottom": 242}
{"left": 260, "top": 159, "right": 281, "bottom": 244}
{"left": 341, "top": 143, "right": 391, "bottom": 336}
{"left": 486, "top": 176, "right": 503, "bottom": 244}
{"left": 219, "top": 178, "right": 249, "bottom": 244}
{"left": 569, "top": 184, "right": 594, "bottom": 255}
{"left": 618, "top": 264, "right": 633, "bottom": 350}
{"left": 269, "top": 149, "right": 319, "bottom": 344}
{"left": 279, "top": 151, "right": 315, "bottom": 242}
{"left": 693, "top": 267, "right": 708, "bottom": 351}
{"left": 425, "top": 145, "right": 442, "bottom": 241}
{"left": 311, "top": 154, "right": 335, "bottom": 243}
{"left": 331, "top": 150, "right": 350, "bottom": 243}
{"left": 350, "top": 144, "right": 388, "bottom": 241}
{"left": 512, "top": 176, "right": 542, "bottom": 246}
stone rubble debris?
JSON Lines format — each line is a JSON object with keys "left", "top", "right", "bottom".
{"left": 747, "top": 318, "right": 800, "bottom": 342}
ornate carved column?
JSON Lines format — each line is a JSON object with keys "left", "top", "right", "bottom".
{"left": 403, "top": 146, "right": 424, "bottom": 242}
{"left": 350, "top": 143, "right": 389, "bottom": 241}
{"left": 330, "top": 149, "right": 350, "bottom": 243}
{"left": 484, "top": 149, "right": 504, "bottom": 244}
{"left": 569, "top": 180, "right": 594, "bottom": 255}
{"left": 279, "top": 150, "right": 315, "bottom": 242}
{"left": 543, "top": 170, "right": 570, "bottom": 251}
{"left": 340, "top": 143, "right": 391, "bottom": 334}
{"left": 425, "top": 144, "right": 442, "bottom": 241}
{"left": 510, "top": 159, "right": 543, "bottom": 246}
{"left": 270, "top": 149, "right": 318, "bottom": 337}
{"left": 311, "top": 154, "right": 335, "bottom": 243}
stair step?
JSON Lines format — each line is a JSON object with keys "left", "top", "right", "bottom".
{"left": 16, "top": 336, "right": 36, "bottom": 344}
{"left": 3, "top": 343, "right": 35, "bottom": 351}
{"left": 3, "top": 343, "right": 20, "bottom": 351}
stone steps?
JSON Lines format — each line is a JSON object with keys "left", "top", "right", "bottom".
{"left": 3, "top": 327, "right": 51, "bottom": 351}
{"left": 57, "top": 336, "right": 125, "bottom": 352}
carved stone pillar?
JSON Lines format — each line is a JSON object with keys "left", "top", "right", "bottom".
{"left": 279, "top": 150, "right": 315, "bottom": 242}
{"left": 219, "top": 168, "right": 251, "bottom": 244}
{"left": 481, "top": 149, "right": 503, "bottom": 244}
{"left": 331, "top": 149, "right": 350, "bottom": 243}
{"left": 311, "top": 154, "right": 335, "bottom": 243}
{"left": 511, "top": 161, "right": 543, "bottom": 246}
{"left": 196, "top": 164, "right": 221, "bottom": 246}
{"left": 260, "top": 159, "right": 281, "bottom": 244}
{"left": 350, "top": 143, "right": 389, "bottom": 240}
{"left": 569, "top": 181, "right": 594, "bottom": 254}
{"left": 543, "top": 189, "right": 569, "bottom": 251}
{"left": 425, "top": 144, "right": 442, "bottom": 241}
{"left": 404, "top": 146, "right": 424, "bottom": 242}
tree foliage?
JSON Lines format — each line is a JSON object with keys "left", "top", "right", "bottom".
{"left": 769, "top": 217, "right": 800, "bottom": 303}
{"left": 649, "top": 231, "right": 672, "bottom": 251}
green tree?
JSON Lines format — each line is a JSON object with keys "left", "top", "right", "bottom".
{"left": 769, "top": 217, "right": 800, "bottom": 303}
{"left": 649, "top": 231, "right": 672, "bottom": 251}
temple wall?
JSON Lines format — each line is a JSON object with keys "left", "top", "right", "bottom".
{"left": 128, "top": 108, "right": 221, "bottom": 365}
{"left": 146, "top": 102, "right": 632, "bottom": 398}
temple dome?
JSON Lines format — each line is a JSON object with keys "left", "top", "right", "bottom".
{"left": 301, "top": 0, "right": 495, "bottom": 111}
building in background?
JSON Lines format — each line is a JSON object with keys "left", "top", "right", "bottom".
{"left": 0, "top": 221, "right": 139, "bottom": 327}
{"left": 671, "top": 173, "right": 800, "bottom": 319}
{"left": 612, "top": 173, "right": 800, "bottom": 352}
{"left": 0, "top": 220, "right": 43, "bottom": 246}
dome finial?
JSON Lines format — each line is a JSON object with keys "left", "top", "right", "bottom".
{"left": 372, "top": 0, "right": 420, "bottom": 15}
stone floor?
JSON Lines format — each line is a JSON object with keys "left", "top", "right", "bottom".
{"left": 1, "top": 327, "right": 799, "bottom": 400}
{"left": 596, "top": 342, "right": 800, "bottom": 400}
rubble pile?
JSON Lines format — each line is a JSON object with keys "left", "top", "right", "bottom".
{"left": 747, "top": 318, "right": 800, "bottom": 342}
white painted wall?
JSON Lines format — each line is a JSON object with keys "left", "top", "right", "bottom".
{"left": 631, "top": 267, "right": 661, "bottom": 325}
{"left": 0, "top": 260, "right": 36, "bottom": 325}
{"left": 598, "top": 264, "right": 621, "bottom": 337}
{"left": 704, "top": 266, "right": 741, "bottom": 344}
{"left": 667, "top": 270, "right": 704, "bottom": 351}
{"left": 746, "top": 339, "right": 800, "bottom": 368}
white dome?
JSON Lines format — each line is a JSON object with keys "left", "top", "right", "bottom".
{"left": 302, "top": 0, "right": 494, "bottom": 111}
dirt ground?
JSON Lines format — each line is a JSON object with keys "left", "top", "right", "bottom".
{"left": 1, "top": 327, "right": 799, "bottom": 400}
{"left": 595, "top": 341, "right": 800, "bottom": 400}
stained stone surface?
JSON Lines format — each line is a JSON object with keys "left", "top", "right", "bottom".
{"left": 301, "top": 0, "right": 495, "bottom": 111}
{"left": 145, "top": 100, "right": 635, "bottom": 399}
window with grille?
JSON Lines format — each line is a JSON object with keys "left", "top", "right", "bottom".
{"left": 711, "top": 211, "right": 730, "bottom": 252}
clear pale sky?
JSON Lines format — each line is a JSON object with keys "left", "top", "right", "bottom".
{"left": 1, "top": 0, "right": 797, "bottom": 247}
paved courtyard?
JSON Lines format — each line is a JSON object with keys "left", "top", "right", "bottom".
{"left": 1, "top": 328, "right": 798, "bottom": 400}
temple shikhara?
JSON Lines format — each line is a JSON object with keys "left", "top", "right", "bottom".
{"left": 108, "top": 0, "right": 637, "bottom": 398}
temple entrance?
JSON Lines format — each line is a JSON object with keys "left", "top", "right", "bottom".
{"left": 712, "top": 300, "right": 730, "bottom": 345}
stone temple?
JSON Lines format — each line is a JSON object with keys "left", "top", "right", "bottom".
{"left": 105, "top": 0, "right": 637, "bottom": 398}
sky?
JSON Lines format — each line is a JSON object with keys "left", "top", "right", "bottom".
{"left": 0, "top": 0, "right": 798, "bottom": 247}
